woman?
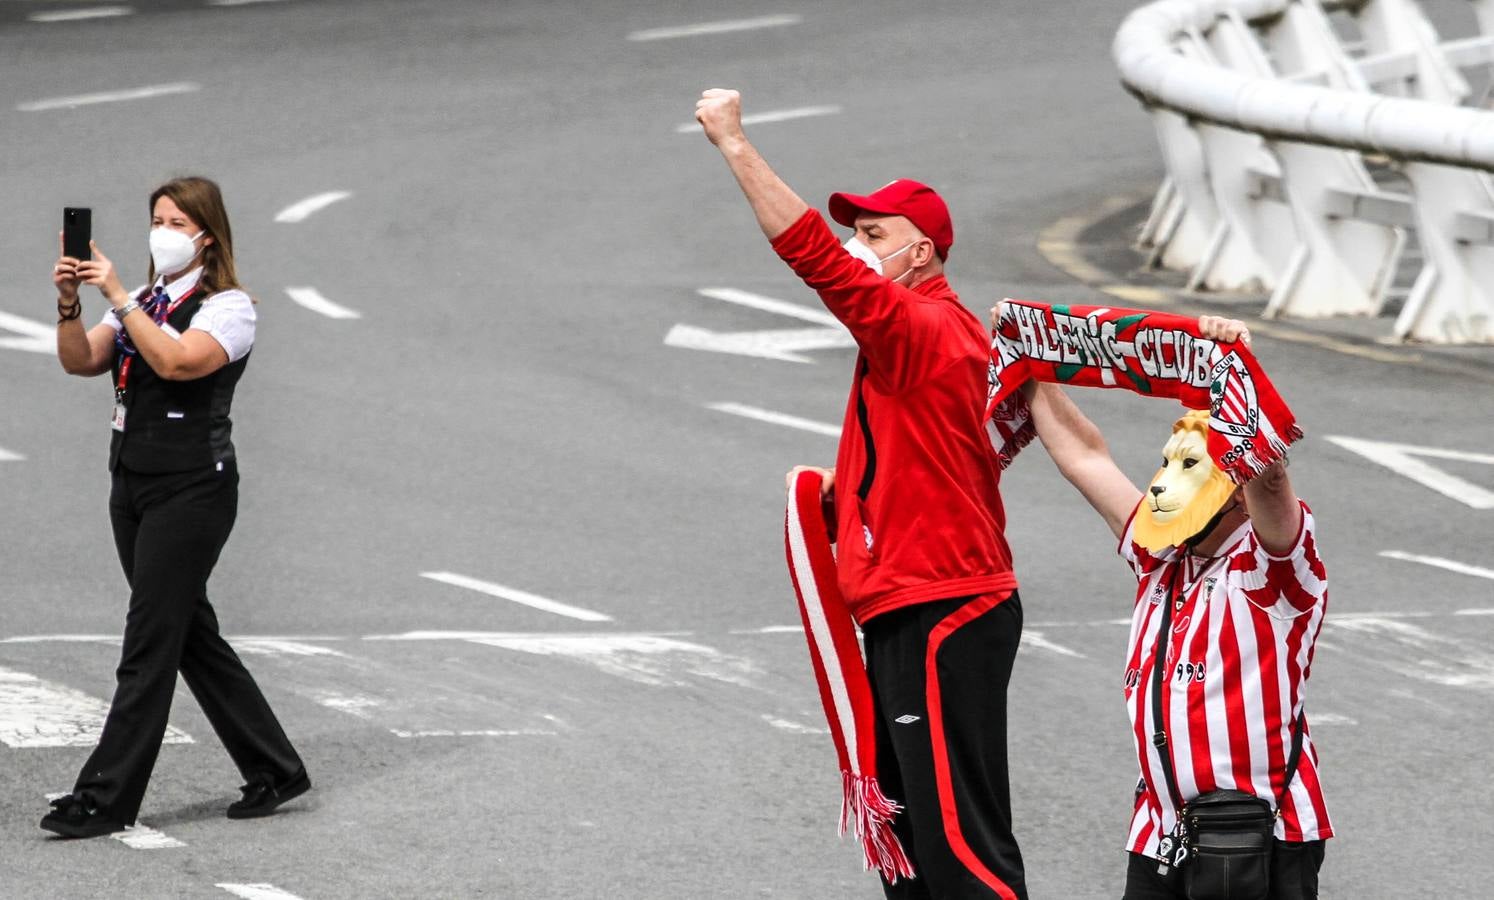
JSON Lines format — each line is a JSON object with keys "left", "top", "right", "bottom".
{"left": 46, "top": 176, "right": 309, "bottom": 838}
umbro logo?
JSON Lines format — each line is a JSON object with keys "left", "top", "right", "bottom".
{"left": 894, "top": 714, "right": 921, "bottom": 725}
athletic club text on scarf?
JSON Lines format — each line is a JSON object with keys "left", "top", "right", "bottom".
{"left": 985, "top": 299, "right": 1303, "bottom": 485}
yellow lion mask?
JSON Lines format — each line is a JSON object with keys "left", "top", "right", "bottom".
{"left": 1131, "top": 410, "right": 1239, "bottom": 552}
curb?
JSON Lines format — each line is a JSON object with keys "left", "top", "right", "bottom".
{"left": 1035, "top": 193, "right": 1494, "bottom": 385}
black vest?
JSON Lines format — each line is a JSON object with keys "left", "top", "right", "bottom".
{"left": 108, "top": 287, "right": 250, "bottom": 474}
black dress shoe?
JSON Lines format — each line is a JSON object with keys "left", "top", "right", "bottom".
{"left": 40, "top": 795, "right": 121, "bottom": 839}
{"left": 226, "top": 768, "right": 310, "bottom": 819}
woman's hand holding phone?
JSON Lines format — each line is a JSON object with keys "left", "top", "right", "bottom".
{"left": 75, "top": 241, "right": 126, "bottom": 306}
{"left": 53, "top": 231, "right": 81, "bottom": 302}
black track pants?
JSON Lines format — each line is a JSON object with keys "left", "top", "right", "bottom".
{"left": 862, "top": 592, "right": 1027, "bottom": 900}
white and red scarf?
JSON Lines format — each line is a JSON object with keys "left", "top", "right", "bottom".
{"left": 784, "top": 469, "right": 915, "bottom": 883}
{"left": 986, "top": 299, "right": 1302, "bottom": 483}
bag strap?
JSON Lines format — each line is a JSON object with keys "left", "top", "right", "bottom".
{"left": 1148, "top": 563, "right": 1187, "bottom": 816}
{"left": 1278, "top": 701, "right": 1305, "bottom": 817}
{"left": 1149, "top": 557, "right": 1305, "bottom": 817}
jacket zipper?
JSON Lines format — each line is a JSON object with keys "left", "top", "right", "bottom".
{"left": 855, "top": 360, "right": 877, "bottom": 502}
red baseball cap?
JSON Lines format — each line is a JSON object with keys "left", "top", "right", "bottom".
{"left": 828, "top": 178, "right": 954, "bottom": 260}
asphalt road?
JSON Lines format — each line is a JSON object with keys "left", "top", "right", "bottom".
{"left": 2, "top": 1, "right": 1493, "bottom": 898}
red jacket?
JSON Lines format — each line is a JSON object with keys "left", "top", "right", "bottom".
{"left": 772, "top": 210, "right": 1018, "bottom": 623}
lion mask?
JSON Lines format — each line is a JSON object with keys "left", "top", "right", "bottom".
{"left": 1131, "top": 410, "right": 1239, "bottom": 552}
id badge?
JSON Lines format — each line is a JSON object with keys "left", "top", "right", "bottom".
{"left": 111, "top": 401, "right": 126, "bottom": 432}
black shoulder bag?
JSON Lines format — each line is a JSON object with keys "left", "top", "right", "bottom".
{"left": 1149, "top": 563, "right": 1303, "bottom": 900}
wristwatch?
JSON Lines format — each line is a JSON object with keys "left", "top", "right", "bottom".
{"left": 113, "top": 300, "right": 141, "bottom": 321}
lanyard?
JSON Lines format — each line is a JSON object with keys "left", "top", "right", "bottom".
{"left": 1148, "top": 556, "right": 1305, "bottom": 820}
{"left": 115, "top": 286, "right": 197, "bottom": 398}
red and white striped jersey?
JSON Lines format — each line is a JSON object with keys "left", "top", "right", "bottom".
{"left": 1119, "top": 501, "right": 1333, "bottom": 859}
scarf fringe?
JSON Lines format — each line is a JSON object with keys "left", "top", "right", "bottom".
{"left": 1221, "top": 423, "right": 1305, "bottom": 485}
{"left": 840, "top": 771, "right": 916, "bottom": 883}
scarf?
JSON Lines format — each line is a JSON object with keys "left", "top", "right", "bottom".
{"left": 114, "top": 285, "right": 193, "bottom": 357}
{"left": 985, "top": 299, "right": 1301, "bottom": 483}
{"left": 784, "top": 469, "right": 915, "bottom": 884}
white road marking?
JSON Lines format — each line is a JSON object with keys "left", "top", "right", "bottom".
{"left": 0, "top": 445, "right": 24, "bottom": 462}
{"left": 389, "top": 728, "right": 557, "bottom": 738}
{"left": 28, "top": 6, "right": 132, "bottom": 22}
{"left": 733, "top": 625, "right": 805, "bottom": 634}
{"left": 230, "top": 638, "right": 349, "bottom": 657}
{"left": 665, "top": 324, "right": 854, "bottom": 362}
{"left": 274, "top": 190, "right": 352, "bottom": 223}
{"left": 1308, "top": 713, "right": 1357, "bottom": 726}
{"left": 216, "top": 885, "right": 306, "bottom": 900}
{"left": 364, "top": 630, "right": 693, "bottom": 641}
{"left": 112, "top": 824, "right": 185, "bottom": 850}
{"left": 381, "top": 632, "right": 760, "bottom": 688}
{"left": 0, "top": 667, "right": 191, "bottom": 748}
{"left": 628, "top": 13, "right": 801, "bottom": 41}
{"left": 208, "top": 0, "right": 294, "bottom": 5}
{"left": 1020, "top": 631, "right": 1087, "bottom": 659}
{"left": 666, "top": 287, "right": 849, "bottom": 362}
{"left": 0, "top": 635, "right": 118, "bottom": 644}
{"left": 1322, "top": 610, "right": 1434, "bottom": 622}
{"left": 694, "top": 287, "right": 840, "bottom": 327}
{"left": 676, "top": 104, "right": 840, "bottom": 134}
{"left": 707, "top": 402, "right": 840, "bottom": 437}
{"left": 467, "top": 633, "right": 760, "bottom": 687}
{"left": 0, "top": 309, "right": 57, "bottom": 354}
{"left": 308, "top": 692, "right": 384, "bottom": 720}
{"left": 1326, "top": 436, "right": 1494, "bottom": 509}
{"left": 18, "top": 82, "right": 200, "bottom": 112}
{"left": 1455, "top": 608, "right": 1494, "bottom": 616}
{"left": 419, "top": 572, "right": 613, "bottom": 623}
{"left": 761, "top": 714, "right": 829, "bottom": 735}
{"left": 285, "top": 286, "right": 361, "bottom": 320}
{"left": 0, "top": 633, "right": 343, "bottom": 646}
{"left": 1381, "top": 550, "right": 1494, "bottom": 582}
{"left": 1327, "top": 617, "right": 1494, "bottom": 688}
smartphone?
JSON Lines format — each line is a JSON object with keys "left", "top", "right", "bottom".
{"left": 63, "top": 207, "right": 92, "bottom": 260}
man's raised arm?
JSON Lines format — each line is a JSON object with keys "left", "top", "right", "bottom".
{"left": 696, "top": 89, "right": 809, "bottom": 241}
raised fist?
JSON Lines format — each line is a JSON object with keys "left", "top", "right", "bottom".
{"left": 695, "top": 88, "right": 745, "bottom": 148}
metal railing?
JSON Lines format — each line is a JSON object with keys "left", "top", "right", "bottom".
{"left": 1114, "top": 0, "right": 1494, "bottom": 343}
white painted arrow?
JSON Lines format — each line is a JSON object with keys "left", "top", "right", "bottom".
{"left": 665, "top": 324, "right": 854, "bottom": 363}
{"left": 1326, "top": 436, "right": 1494, "bottom": 510}
{"left": 665, "top": 287, "right": 851, "bottom": 363}
{"left": 0, "top": 310, "right": 56, "bottom": 354}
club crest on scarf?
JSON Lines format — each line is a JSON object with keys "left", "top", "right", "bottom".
{"left": 984, "top": 299, "right": 1302, "bottom": 486}
{"left": 1207, "top": 352, "right": 1258, "bottom": 438}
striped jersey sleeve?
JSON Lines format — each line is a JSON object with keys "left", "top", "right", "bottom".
{"left": 1227, "top": 501, "right": 1325, "bottom": 619}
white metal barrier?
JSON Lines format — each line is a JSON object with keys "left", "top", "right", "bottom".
{"left": 1116, "top": 0, "right": 1494, "bottom": 343}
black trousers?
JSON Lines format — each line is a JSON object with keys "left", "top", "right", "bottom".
{"left": 862, "top": 592, "right": 1027, "bottom": 900}
{"left": 1122, "top": 841, "right": 1325, "bottom": 899}
{"left": 73, "top": 461, "right": 302, "bottom": 824}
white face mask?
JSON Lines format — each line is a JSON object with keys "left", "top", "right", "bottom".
{"left": 150, "top": 228, "right": 205, "bottom": 277}
{"left": 843, "top": 236, "right": 917, "bottom": 282}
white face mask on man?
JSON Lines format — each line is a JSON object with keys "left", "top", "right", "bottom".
{"left": 843, "top": 236, "right": 918, "bottom": 283}
{"left": 149, "top": 228, "right": 205, "bottom": 277}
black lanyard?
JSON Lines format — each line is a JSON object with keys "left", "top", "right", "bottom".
{"left": 1148, "top": 556, "right": 1305, "bottom": 817}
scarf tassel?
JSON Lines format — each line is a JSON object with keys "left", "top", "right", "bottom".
{"left": 1220, "top": 423, "right": 1306, "bottom": 485}
{"left": 840, "top": 771, "right": 916, "bottom": 883}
